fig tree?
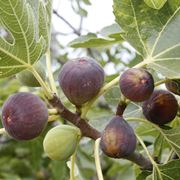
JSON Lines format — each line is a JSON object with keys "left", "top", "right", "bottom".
{"left": 43, "top": 125, "right": 81, "bottom": 161}
{"left": 58, "top": 57, "right": 104, "bottom": 106}
{"left": 142, "top": 90, "right": 178, "bottom": 125}
{"left": 16, "top": 62, "right": 46, "bottom": 87}
{"left": 119, "top": 68, "right": 154, "bottom": 102}
{"left": 165, "top": 79, "right": 180, "bottom": 96}
{"left": 1, "top": 92, "right": 48, "bottom": 140}
{"left": 100, "top": 116, "right": 136, "bottom": 158}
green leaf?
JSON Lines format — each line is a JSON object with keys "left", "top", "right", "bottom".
{"left": 148, "top": 160, "right": 180, "bottom": 180}
{"left": 136, "top": 171, "right": 151, "bottom": 180}
{"left": 157, "top": 160, "right": 180, "bottom": 179}
{"left": 100, "top": 23, "right": 124, "bottom": 39}
{"left": 160, "top": 126, "right": 180, "bottom": 158}
{"left": 0, "top": 0, "right": 47, "bottom": 78}
{"left": 124, "top": 102, "right": 143, "bottom": 119}
{"left": 69, "top": 33, "right": 122, "bottom": 48}
{"left": 153, "top": 133, "right": 168, "bottom": 158}
{"left": 144, "top": 0, "right": 167, "bottom": 10}
{"left": 104, "top": 86, "right": 121, "bottom": 106}
{"left": 113, "top": 0, "right": 180, "bottom": 78}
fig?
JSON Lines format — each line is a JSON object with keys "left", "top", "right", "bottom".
{"left": 100, "top": 116, "right": 136, "bottom": 158}
{"left": 165, "top": 79, "right": 180, "bottom": 96}
{"left": 16, "top": 62, "right": 46, "bottom": 87}
{"left": 119, "top": 68, "right": 154, "bottom": 102}
{"left": 1, "top": 92, "right": 48, "bottom": 140}
{"left": 58, "top": 57, "right": 104, "bottom": 106}
{"left": 43, "top": 125, "right": 81, "bottom": 161}
{"left": 142, "top": 90, "right": 178, "bottom": 125}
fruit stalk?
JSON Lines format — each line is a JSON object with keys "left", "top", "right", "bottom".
{"left": 49, "top": 94, "right": 153, "bottom": 170}
{"left": 124, "top": 151, "right": 152, "bottom": 170}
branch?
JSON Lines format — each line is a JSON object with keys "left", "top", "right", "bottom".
{"left": 48, "top": 94, "right": 152, "bottom": 170}
{"left": 53, "top": 10, "right": 81, "bottom": 36}
{"left": 48, "top": 94, "right": 101, "bottom": 140}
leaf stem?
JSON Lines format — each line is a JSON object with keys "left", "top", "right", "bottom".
{"left": 94, "top": 138, "right": 104, "bottom": 180}
{"left": 136, "top": 134, "right": 163, "bottom": 180}
{"left": 48, "top": 115, "right": 60, "bottom": 122}
{"left": 46, "top": 49, "right": 58, "bottom": 95}
{"left": 48, "top": 108, "right": 58, "bottom": 115}
{"left": 0, "top": 128, "right": 5, "bottom": 134}
{"left": 155, "top": 79, "right": 168, "bottom": 87}
{"left": 30, "top": 67, "right": 53, "bottom": 99}
{"left": 164, "top": 149, "right": 174, "bottom": 164}
{"left": 70, "top": 152, "right": 76, "bottom": 180}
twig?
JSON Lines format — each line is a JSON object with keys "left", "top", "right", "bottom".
{"left": 49, "top": 94, "right": 101, "bottom": 139}
{"left": 53, "top": 10, "right": 81, "bottom": 36}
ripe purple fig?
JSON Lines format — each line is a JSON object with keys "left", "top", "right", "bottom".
{"left": 58, "top": 57, "right": 104, "bottom": 106}
{"left": 142, "top": 90, "right": 178, "bottom": 125}
{"left": 100, "top": 116, "right": 136, "bottom": 158}
{"left": 119, "top": 68, "right": 154, "bottom": 102}
{"left": 1, "top": 92, "right": 48, "bottom": 140}
{"left": 165, "top": 79, "right": 180, "bottom": 96}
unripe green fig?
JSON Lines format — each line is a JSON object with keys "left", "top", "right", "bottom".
{"left": 100, "top": 116, "right": 136, "bottom": 158}
{"left": 1, "top": 92, "right": 48, "bottom": 140}
{"left": 43, "top": 125, "right": 81, "bottom": 161}
{"left": 16, "top": 62, "right": 46, "bottom": 87}
{"left": 165, "top": 79, "right": 180, "bottom": 96}
{"left": 142, "top": 90, "right": 178, "bottom": 125}
{"left": 119, "top": 68, "right": 154, "bottom": 102}
{"left": 58, "top": 57, "right": 104, "bottom": 106}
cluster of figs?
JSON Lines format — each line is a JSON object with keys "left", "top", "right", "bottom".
{"left": 1, "top": 57, "right": 180, "bottom": 161}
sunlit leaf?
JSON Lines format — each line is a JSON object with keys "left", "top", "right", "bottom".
{"left": 113, "top": 0, "right": 180, "bottom": 78}
{"left": 0, "top": 0, "right": 51, "bottom": 78}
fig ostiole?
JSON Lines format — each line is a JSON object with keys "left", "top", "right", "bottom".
{"left": 165, "top": 79, "right": 180, "bottom": 96}
{"left": 1, "top": 92, "right": 48, "bottom": 140}
{"left": 100, "top": 116, "right": 136, "bottom": 158}
{"left": 58, "top": 57, "right": 104, "bottom": 106}
{"left": 142, "top": 90, "right": 178, "bottom": 125}
{"left": 119, "top": 68, "right": 154, "bottom": 102}
{"left": 43, "top": 125, "right": 81, "bottom": 161}
{"left": 16, "top": 62, "right": 46, "bottom": 87}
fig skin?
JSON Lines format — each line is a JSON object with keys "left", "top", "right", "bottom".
{"left": 58, "top": 57, "right": 104, "bottom": 106}
{"left": 100, "top": 116, "right": 136, "bottom": 158}
{"left": 165, "top": 79, "right": 180, "bottom": 96}
{"left": 142, "top": 90, "right": 178, "bottom": 125}
{"left": 16, "top": 62, "right": 46, "bottom": 87}
{"left": 1, "top": 92, "right": 48, "bottom": 140}
{"left": 43, "top": 125, "right": 81, "bottom": 161}
{"left": 119, "top": 68, "right": 154, "bottom": 102}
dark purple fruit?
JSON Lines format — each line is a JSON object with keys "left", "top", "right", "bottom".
{"left": 165, "top": 79, "right": 180, "bottom": 96}
{"left": 1, "top": 92, "right": 48, "bottom": 140}
{"left": 100, "top": 116, "right": 136, "bottom": 158}
{"left": 119, "top": 68, "right": 154, "bottom": 102}
{"left": 142, "top": 90, "right": 178, "bottom": 125}
{"left": 58, "top": 57, "right": 104, "bottom": 106}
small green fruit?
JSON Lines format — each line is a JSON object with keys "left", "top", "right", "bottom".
{"left": 16, "top": 62, "right": 46, "bottom": 87}
{"left": 43, "top": 125, "right": 81, "bottom": 161}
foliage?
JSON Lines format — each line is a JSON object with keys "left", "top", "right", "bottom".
{"left": 0, "top": 0, "right": 180, "bottom": 179}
